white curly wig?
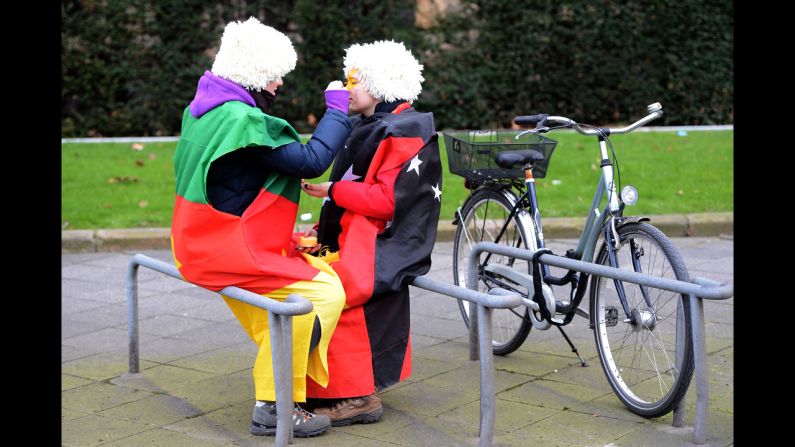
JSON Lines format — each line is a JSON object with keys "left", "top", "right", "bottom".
{"left": 343, "top": 40, "right": 424, "bottom": 102}
{"left": 211, "top": 17, "right": 297, "bottom": 91}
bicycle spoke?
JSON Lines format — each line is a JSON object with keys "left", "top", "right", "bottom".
{"left": 479, "top": 198, "right": 490, "bottom": 243}
{"left": 639, "top": 335, "right": 668, "bottom": 397}
{"left": 648, "top": 325, "right": 678, "bottom": 384}
{"left": 460, "top": 210, "right": 476, "bottom": 251}
{"left": 644, "top": 323, "right": 677, "bottom": 397}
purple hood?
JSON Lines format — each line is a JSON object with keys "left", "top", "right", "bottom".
{"left": 189, "top": 71, "right": 256, "bottom": 118}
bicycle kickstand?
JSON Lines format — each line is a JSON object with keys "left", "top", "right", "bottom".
{"left": 555, "top": 325, "right": 588, "bottom": 367}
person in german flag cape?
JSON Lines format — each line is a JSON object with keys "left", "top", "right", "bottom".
{"left": 170, "top": 17, "right": 353, "bottom": 438}
{"left": 301, "top": 40, "right": 442, "bottom": 426}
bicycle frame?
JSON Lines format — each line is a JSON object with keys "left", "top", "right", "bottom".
{"left": 474, "top": 134, "right": 632, "bottom": 323}
{"left": 488, "top": 135, "right": 615, "bottom": 267}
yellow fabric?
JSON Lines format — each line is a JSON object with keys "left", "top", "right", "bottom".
{"left": 222, "top": 252, "right": 345, "bottom": 402}
{"left": 316, "top": 250, "right": 347, "bottom": 309}
{"left": 317, "top": 249, "right": 340, "bottom": 265}
{"left": 170, "top": 235, "right": 182, "bottom": 269}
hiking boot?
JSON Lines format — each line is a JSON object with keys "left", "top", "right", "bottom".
{"left": 250, "top": 402, "right": 331, "bottom": 437}
{"left": 313, "top": 393, "right": 383, "bottom": 426}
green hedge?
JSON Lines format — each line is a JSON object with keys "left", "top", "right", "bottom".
{"left": 418, "top": 0, "right": 733, "bottom": 129}
{"left": 61, "top": 0, "right": 732, "bottom": 137}
{"left": 62, "top": 0, "right": 295, "bottom": 137}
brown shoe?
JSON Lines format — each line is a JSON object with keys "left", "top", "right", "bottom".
{"left": 313, "top": 393, "right": 383, "bottom": 426}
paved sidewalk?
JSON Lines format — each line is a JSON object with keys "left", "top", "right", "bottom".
{"left": 62, "top": 236, "right": 733, "bottom": 446}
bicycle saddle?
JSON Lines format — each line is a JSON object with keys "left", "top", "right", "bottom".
{"left": 495, "top": 150, "right": 545, "bottom": 169}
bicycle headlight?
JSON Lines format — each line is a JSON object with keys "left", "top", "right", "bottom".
{"left": 620, "top": 185, "right": 638, "bottom": 205}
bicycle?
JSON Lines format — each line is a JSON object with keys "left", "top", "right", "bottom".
{"left": 443, "top": 103, "right": 693, "bottom": 418}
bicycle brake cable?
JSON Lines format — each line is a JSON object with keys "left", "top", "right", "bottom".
{"left": 578, "top": 123, "right": 622, "bottom": 204}
{"left": 606, "top": 135, "right": 620, "bottom": 198}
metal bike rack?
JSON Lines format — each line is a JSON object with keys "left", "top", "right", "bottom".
{"left": 127, "top": 243, "right": 731, "bottom": 446}
{"left": 127, "top": 254, "right": 524, "bottom": 447}
{"left": 127, "top": 254, "right": 312, "bottom": 447}
{"left": 466, "top": 242, "right": 734, "bottom": 445}
{"left": 409, "top": 276, "right": 522, "bottom": 447}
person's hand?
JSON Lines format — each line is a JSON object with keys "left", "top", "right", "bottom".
{"left": 301, "top": 181, "right": 332, "bottom": 198}
{"left": 325, "top": 81, "right": 349, "bottom": 113}
{"left": 297, "top": 229, "right": 321, "bottom": 254}
{"left": 326, "top": 80, "right": 344, "bottom": 90}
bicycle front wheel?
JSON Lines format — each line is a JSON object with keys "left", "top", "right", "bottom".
{"left": 590, "top": 222, "right": 694, "bottom": 418}
{"left": 452, "top": 186, "right": 533, "bottom": 355}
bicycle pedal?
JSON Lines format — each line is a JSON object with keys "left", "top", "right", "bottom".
{"left": 605, "top": 307, "right": 619, "bottom": 327}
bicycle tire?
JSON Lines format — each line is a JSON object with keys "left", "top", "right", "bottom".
{"left": 452, "top": 186, "right": 533, "bottom": 355}
{"left": 590, "top": 222, "right": 694, "bottom": 418}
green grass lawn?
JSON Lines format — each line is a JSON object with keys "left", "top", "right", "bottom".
{"left": 62, "top": 130, "right": 733, "bottom": 230}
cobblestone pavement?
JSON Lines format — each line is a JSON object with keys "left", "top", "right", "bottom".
{"left": 62, "top": 236, "right": 733, "bottom": 446}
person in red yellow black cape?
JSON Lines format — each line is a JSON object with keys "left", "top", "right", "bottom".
{"left": 170, "top": 17, "right": 354, "bottom": 438}
{"left": 301, "top": 40, "right": 442, "bottom": 427}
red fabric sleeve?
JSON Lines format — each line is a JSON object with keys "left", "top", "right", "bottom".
{"left": 329, "top": 165, "right": 400, "bottom": 220}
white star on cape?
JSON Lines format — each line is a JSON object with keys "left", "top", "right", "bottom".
{"left": 341, "top": 165, "right": 362, "bottom": 182}
{"left": 432, "top": 182, "right": 442, "bottom": 201}
{"left": 406, "top": 155, "right": 422, "bottom": 176}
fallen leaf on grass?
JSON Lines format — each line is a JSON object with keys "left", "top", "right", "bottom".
{"left": 148, "top": 153, "right": 157, "bottom": 160}
{"left": 131, "top": 143, "right": 145, "bottom": 151}
{"left": 108, "top": 176, "right": 139, "bottom": 184}
{"left": 135, "top": 160, "right": 145, "bottom": 167}
{"left": 138, "top": 200, "right": 149, "bottom": 208}
{"left": 676, "top": 190, "right": 684, "bottom": 196}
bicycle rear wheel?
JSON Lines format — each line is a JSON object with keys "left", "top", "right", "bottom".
{"left": 452, "top": 186, "right": 533, "bottom": 355}
{"left": 590, "top": 222, "right": 694, "bottom": 417}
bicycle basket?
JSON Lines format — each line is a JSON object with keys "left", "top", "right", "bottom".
{"left": 443, "top": 130, "right": 557, "bottom": 182}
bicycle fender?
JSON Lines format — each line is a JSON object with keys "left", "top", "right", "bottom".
{"left": 616, "top": 216, "right": 651, "bottom": 227}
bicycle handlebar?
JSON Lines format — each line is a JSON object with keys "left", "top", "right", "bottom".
{"left": 514, "top": 114, "right": 548, "bottom": 126}
{"left": 514, "top": 103, "right": 664, "bottom": 136}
